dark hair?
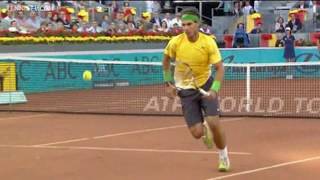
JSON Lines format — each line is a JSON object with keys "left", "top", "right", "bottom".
{"left": 277, "top": 16, "right": 284, "bottom": 23}
{"left": 10, "top": 20, "right": 16, "bottom": 25}
{"left": 180, "top": 7, "right": 200, "bottom": 18}
{"left": 237, "top": 23, "right": 244, "bottom": 28}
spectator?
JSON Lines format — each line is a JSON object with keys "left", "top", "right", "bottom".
{"left": 242, "top": 0, "right": 253, "bottom": 16}
{"left": 15, "top": 10, "right": 28, "bottom": 30}
{"left": 7, "top": 2, "right": 16, "bottom": 12}
{"left": 286, "top": 14, "right": 302, "bottom": 33}
{"left": 65, "top": 1, "right": 81, "bottom": 11}
{"left": 110, "top": 0, "right": 120, "bottom": 19}
{"left": 169, "top": 12, "right": 182, "bottom": 28}
{"left": 88, "top": 21, "right": 103, "bottom": 33}
{"left": 114, "top": 10, "right": 125, "bottom": 24}
{"left": 38, "top": 21, "right": 49, "bottom": 33}
{"left": 15, "top": 1, "right": 26, "bottom": 11}
{"left": 233, "top": 1, "right": 243, "bottom": 16}
{"left": 56, "top": 21, "right": 66, "bottom": 32}
{"left": 122, "top": 1, "right": 135, "bottom": 21}
{"left": 162, "top": 12, "right": 172, "bottom": 27}
{"left": 135, "top": 20, "right": 144, "bottom": 31}
{"left": 233, "top": 23, "right": 250, "bottom": 48}
{"left": 250, "top": 23, "right": 262, "bottom": 34}
{"left": 25, "top": 11, "right": 41, "bottom": 32}
{"left": 124, "top": 14, "right": 135, "bottom": 26}
{"left": 150, "top": 12, "right": 162, "bottom": 26}
{"left": 254, "top": 0, "right": 260, "bottom": 12}
{"left": 50, "top": 12, "right": 58, "bottom": 23}
{"left": 43, "top": 11, "right": 53, "bottom": 23}
{"left": 158, "top": 20, "right": 169, "bottom": 32}
{"left": 140, "top": 13, "right": 153, "bottom": 32}
{"left": 39, "top": 11, "right": 48, "bottom": 23}
{"left": 123, "top": 6, "right": 136, "bottom": 24}
{"left": 127, "top": 21, "right": 136, "bottom": 32}
{"left": 249, "top": 7, "right": 257, "bottom": 15}
{"left": 70, "top": 23, "right": 79, "bottom": 33}
{"left": 122, "top": 1, "right": 130, "bottom": 11}
{"left": 41, "top": 1, "right": 56, "bottom": 11}
{"left": 170, "top": 22, "right": 182, "bottom": 34}
{"left": 146, "top": 1, "right": 161, "bottom": 13}
{"left": 56, "top": 0, "right": 62, "bottom": 7}
{"left": 49, "top": 13, "right": 59, "bottom": 30}
{"left": 107, "top": 22, "right": 118, "bottom": 34}
{"left": 77, "top": 22, "right": 91, "bottom": 33}
{"left": 117, "top": 22, "right": 128, "bottom": 33}
{"left": 275, "top": 16, "right": 286, "bottom": 33}
{"left": 281, "top": 27, "right": 296, "bottom": 79}
{"left": 150, "top": 23, "right": 160, "bottom": 33}
{"left": 101, "top": 14, "right": 110, "bottom": 31}
{"left": 57, "top": 10, "right": 71, "bottom": 29}
{"left": 161, "top": 0, "right": 172, "bottom": 11}
{"left": 3, "top": 10, "right": 16, "bottom": 26}
{"left": 239, "top": 0, "right": 244, "bottom": 9}
{"left": 200, "top": 23, "right": 211, "bottom": 34}
{"left": 8, "top": 20, "right": 22, "bottom": 33}
{"left": 294, "top": 0, "right": 311, "bottom": 9}
{"left": 216, "top": 1, "right": 234, "bottom": 16}
{"left": 224, "top": 1, "right": 234, "bottom": 15}
{"left": 145, "top": 1, "right": 153, "bottom": 12}
{"left": 47, "top": 22, "right": 55, "bottom": 32}
{"left": 275, "top": 39, "right": 284, "bottom": 47}
{"left": 0, "top": 14, "right": 5, "bottom": 30}
{"left": 312, "top": 0, "right": 320, "bottom": 10}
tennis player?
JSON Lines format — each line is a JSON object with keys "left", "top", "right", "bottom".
{"left": 162, "top": 7, "right": 230, "bottom": 171}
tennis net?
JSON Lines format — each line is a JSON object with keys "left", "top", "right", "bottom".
{"left": 0, "top": 56, "right": 319, "bottom": 118}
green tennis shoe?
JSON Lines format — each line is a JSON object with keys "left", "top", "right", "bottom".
{"left": 218, "top": 157, "right": 230, "bottom": 172}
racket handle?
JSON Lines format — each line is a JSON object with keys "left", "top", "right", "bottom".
{"left": 199, "top": 88, "right": 210, "bottom": 96}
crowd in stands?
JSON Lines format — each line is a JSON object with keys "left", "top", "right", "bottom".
{"left": 0, "top": 0, "right": 319, "bottom": 48}
{"left": 0, "top": 0, "right": 205, "bottom": 36}
{"left": 0, "top": 1, "right": 188, "bottom": 35}
{"left": 230, "top": 0, "right": 319, "bottom": 48}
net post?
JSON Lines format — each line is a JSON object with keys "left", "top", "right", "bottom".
{"left": 246, "top": 64, "right": 251, "bottom": 112}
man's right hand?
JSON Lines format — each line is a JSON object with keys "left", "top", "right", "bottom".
{"left": 201, "top": 90, "right": 217, "bottom": 100}
{"left": 165, "top": 82, "right": 177, "bottom": 98}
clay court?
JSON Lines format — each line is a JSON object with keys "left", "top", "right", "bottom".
{"left": 0, "top": 112, "right": 319, "bottom": 180}
{"left": 0, "top": 62, "right": 319, "bottom": 180}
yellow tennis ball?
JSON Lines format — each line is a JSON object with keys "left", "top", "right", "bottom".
{"left": 83, "top": 70, "right": 92, "bottom": 81}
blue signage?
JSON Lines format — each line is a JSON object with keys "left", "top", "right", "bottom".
{"left": 15, "top": 47, "right": 320, "bottom": 92}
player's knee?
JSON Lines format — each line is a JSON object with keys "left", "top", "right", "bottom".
{"left": 189, "top": 123, "right": 204, "bottom": 139}
{"left": 206, "top": 115, "right": 220, "bottom": 130}
{"left": 191, "top": 130, "right": 203, "bottom": 139}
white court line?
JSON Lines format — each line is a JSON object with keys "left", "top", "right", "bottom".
{"left": 207, "top": 155, "right": 320, "bottom": 180}
{"left": 32, "top": 117, "right": 245, "bottom": 147}
{"left": 33, "top": 124, "right": 186, "bottom": 146}
{"left": 0, "top": 113, "right": 50, "bottom": 121}
{"left": 0, "top": 144, "right": 251, "bottom": 155}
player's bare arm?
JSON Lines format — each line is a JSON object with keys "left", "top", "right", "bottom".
{"left": 208, "top": 61, "right": 224, "bottom": 99}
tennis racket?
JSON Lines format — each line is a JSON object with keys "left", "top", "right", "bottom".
{"left": 173, "top": 60, "right": 210, "bottom": 96}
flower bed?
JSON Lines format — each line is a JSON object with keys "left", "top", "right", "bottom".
{"left": 0, "top": 30, "right": 179, "bottom": 44}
